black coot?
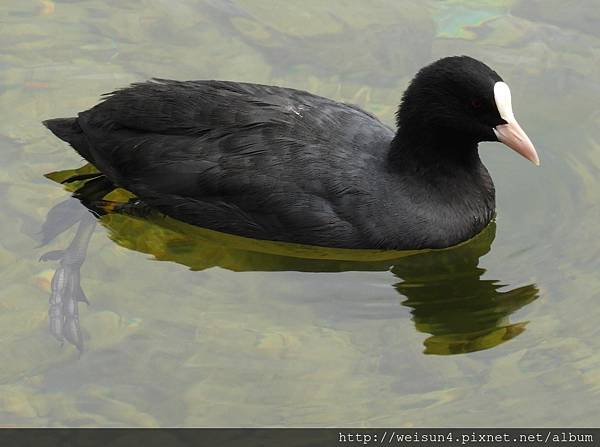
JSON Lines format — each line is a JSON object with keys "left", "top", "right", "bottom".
{"left": 43, "top": 56, "right": 538, "bottom": 250}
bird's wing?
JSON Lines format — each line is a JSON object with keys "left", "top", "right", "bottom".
{"left": 76, "top": 79, "right": 391, "bottom": 245}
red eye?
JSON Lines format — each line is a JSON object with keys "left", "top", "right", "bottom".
{"left": 471, "top": 98, "right": 482, "bottom": 109}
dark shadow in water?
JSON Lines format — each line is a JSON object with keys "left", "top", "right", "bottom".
{"left": 38, "top": 165, "right": 539, "bottom": 355}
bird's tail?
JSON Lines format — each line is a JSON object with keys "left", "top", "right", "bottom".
{"left": 43, "top": 117, "right": 96, "bottom": 164}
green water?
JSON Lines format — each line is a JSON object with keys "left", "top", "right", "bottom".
{"left": 1, "top": 0, "right": 600, "bottom": 427}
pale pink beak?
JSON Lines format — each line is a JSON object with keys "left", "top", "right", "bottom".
{"left": 494, "top": 121, "right": 539, "bottom": 166}
{"left": 493, "top": 82, "right": 540, "bottom": 166}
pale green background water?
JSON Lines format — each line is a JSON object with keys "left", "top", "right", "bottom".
{"left": 1, "top": 0, "right": 600, "bottom": 427}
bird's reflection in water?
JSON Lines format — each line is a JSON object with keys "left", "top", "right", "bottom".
{"left": 391, "top": 230, "right": 538, "bottom": 355}
{"left": 39, "top": 165, "right": 539, "bottom": 355}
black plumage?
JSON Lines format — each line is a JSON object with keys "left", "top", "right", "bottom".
{"left": 44, "top": 56, "right": 511, "bottom": 250}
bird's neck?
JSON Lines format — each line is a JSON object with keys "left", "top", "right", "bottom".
{"left": 384, "top": 127, "right": 496, "bottom": 248}
{"left": 388, "top": 127, "right": 481, "bottom": 173}
{"left": 389, "top": 125, "right": 495, "bottom": 211}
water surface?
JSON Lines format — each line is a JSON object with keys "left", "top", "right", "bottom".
{"left": 1, "top": 0, "right": 600, "bottom": 427}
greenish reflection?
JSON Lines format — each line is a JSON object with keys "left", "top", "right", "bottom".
{"left": 392, "top": 225, "right": 538, "bottom": 355}
{"left": 42, "top": 165, "right": 539, "bottom": 355}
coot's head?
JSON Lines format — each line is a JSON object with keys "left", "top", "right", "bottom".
{"left": 396, "top": 56, "right": 539, "bottom": 165}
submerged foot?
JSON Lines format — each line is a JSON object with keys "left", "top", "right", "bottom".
{"left": 39, "top": 199, "right": 97, "bottom": 352}
{"left": 43, "top": 256, "right": 87, "bottom": 351}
